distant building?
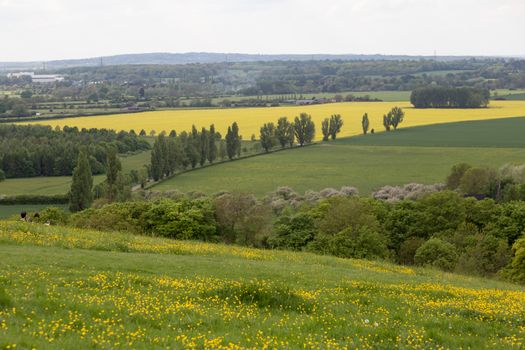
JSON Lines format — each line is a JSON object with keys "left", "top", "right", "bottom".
{"left": 7, "top": 71, "right": 65, "bottom": 83}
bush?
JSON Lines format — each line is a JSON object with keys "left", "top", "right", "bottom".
{"left": 142, "top": 198, "right": 217, "bottom": 241}
{"left": 455, "top": 234, "right": 511, "bottom": 276}
{"left": 459, "top": 167, "right": 492, "bottom": 195}
{"left": 504, "top": 235, "right": 525, "bottom": 283}
{"left": 325, "top": 226, "right": 389, "bottom": 260}
{"left": 398, "top": 237, "right": 425, "bottom": 265}
{"left": 34, "top": 207, "right": 70, "bottom": 225}
{"left": 446, "top": 163, "right": 471, "bottom": 190}
{"left": 414, "top": 238, "right": 458, "bottom": 271}
{"left": 268, "top": 212, "right": 316, "bottom": 250}
{"left": 0, "top": 169, "right": 5, "bottom": 182}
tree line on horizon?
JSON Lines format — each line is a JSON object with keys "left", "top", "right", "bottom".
{"left": 410, "top": 86, "right": 490, "bottom": 108}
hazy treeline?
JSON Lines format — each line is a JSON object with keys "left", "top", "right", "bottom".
{"left": 0, "top": 125, "right": 150, "bottom": 178}
{"left": 2, "top": 59, "right": 524, "bottom": 103}
{"left": 410, "top": 86, "right": 490, "bottom": 108}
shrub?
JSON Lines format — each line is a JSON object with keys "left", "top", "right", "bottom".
{"left": 455, "top": 234, "right": 511, "bottom": 276}
{"left": 446, "top": 163, "right": 471, "bottom": 190}
{"left": 398, "top": 237, "right": 426, "bottom": 265}
{"left": 143, "top": 198, "right": 217, "bottom": 241}
{"left": 316, "top": 196, "right": 380, "bottom": 236}
{"left": 34, "top": 207, "right": 70, "bottom": 225}
{"left": 459, "top": 167, "right": 492, "bottom": 195}
{"left": 373, "top": 183, "right": 443, "bottom": 202}
{"left": 326, "top": 226, "right": 389, "bottom": 260}
{"left": 414, "top": 238, "right": 458, "bottom": 271}
{"left": 268, "top": 212, "right": 316, "bottom": 250}
{"left": 504, "top": 234, "right": 525, "bottom": 283}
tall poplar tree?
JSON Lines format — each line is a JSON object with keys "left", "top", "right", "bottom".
{"left": 69, "top": 148, "right": 93, "bottom": 212}
{"left": 208, "top": 124, "right": 217, "bottom": 163}
{"left": 106, "top": 147, "right": 122, "bottom": 202}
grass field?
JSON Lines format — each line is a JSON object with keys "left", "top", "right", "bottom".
{"left": 0, "top": 221, "right": 524, "bottom": 349}
{"left": 153, "top": 117, "right": 525, "bottom": 195}
{"left": 342, "top": 117, "right": 525, "bottom": 148}
{"left": 0, "top": 204, "right": 67, "bottom": 220}
{"left": 23, "top": 100, "right": 525, "bottom": 141}
{"left": 0, "top": 151, "right": 150, "bottom": 196}
{"left": 153, "top": 144, "right": 525, "bottom": 195}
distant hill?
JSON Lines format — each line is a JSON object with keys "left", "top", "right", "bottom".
{"left": 0, "top": 52, "right": 498, "bottom": 71}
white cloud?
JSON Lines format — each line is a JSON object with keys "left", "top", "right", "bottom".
{"left": 0, "top": 0, "right": 523, "bottom": 61}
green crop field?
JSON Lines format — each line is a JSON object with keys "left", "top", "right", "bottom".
{"left": 153, "top": 144, "right": 525, "bottom": 195}
{"left": 0, "top": 151, "right": 150, "bottom": 196}
{"left": 0, "top": 221, "right": 523, "bottom": 349}
{"left": 342, "top": 117, "right": 525, "bottom": 148}
{"left": 153, "top": 117, "right": 525, "bottom": 195}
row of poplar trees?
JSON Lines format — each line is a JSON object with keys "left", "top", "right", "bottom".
{"left": 150, "top": 122, "right": 242, "bottom": 182}
{"left": 259, "top": 113, "right": 318, "bottom": 152}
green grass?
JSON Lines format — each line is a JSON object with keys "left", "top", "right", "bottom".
{"left": 0, "top": 204, "right": 67, "bottom": 219}
{"left": 153, "top": 144, "right": 525, "bottom": 195}
{"left": 342, "top": 117, "right": 525, "bottom": 148}
{"left": 0, "top": 151, "right": 150, "bottom": 196}
{"left": 208, "top": 90, "right": 412, "bottom": 104}
{"left": 0, "top": 221, "right": 524, "bottom": 349}
{"left": 153, "top": 118, "right": 525, "bottom": 195}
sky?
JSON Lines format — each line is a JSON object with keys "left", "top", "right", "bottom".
{"left": 1, "top": 0, "right": 524, "bottom": 61}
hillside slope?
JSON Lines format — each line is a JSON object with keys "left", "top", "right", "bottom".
{"left": 0, "top": 221, "right": 524, "bottom": 349}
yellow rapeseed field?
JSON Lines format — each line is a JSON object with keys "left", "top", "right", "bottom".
{"left": 24, "top": 100, "right": 525, "bottom": 140}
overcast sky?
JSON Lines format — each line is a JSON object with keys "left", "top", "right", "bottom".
{"left": 1, "top": 0, "right": 524, "bottom": 61}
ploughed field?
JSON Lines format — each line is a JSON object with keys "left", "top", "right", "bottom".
{"left": 0, "top": 221, "right": 524, "bottom": 349}
{"left": 23, "top": 100, "right": 525, "bottom": 140}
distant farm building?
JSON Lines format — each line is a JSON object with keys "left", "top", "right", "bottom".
{"left": 7, "top": 72, "right": 65, "bottom": 83}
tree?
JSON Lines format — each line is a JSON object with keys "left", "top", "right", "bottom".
{"left": 383, "top": 114, "right": 391, "bottom": 131}
{"left": 139, "top": 87, "right": 145, "bottom": 98}
{"left": 362, "top": 113, "right": 370, "bottom": 134}
{"left": 225, "top": 127, "right": 235, "bottom": 160}
{"left": 460, "top": 167, "right": 492, "bottom": 195}
{"left": 0, "top": 169, "right": 5, "bottom": 182}
{"left": 150, "top": 134, "right": 167, "bottom": 181}
{"left": 321, "top": 118, "right": 330, "bottom": 141}
{"left": 226, "top": 122, "right": 241, "bottom": 160}
{"left": 219, "top": 140, "right": 227, "bottom": 160}
{"left": 293, "top": 113, "right": 315, "bottom": 146}
{"left": 260, "top": 122, "right": 276, "bottom": 152}
{"left": 69, "top": 149, "right": 93, "bottom": 212}
{"left": 106, "top": 147, "right": 122, "bottom": 202}
{"left": 232, "top": 122, "right": 241, "bottom": 157}
{"left": 199, "top": 127, "right": 209, "bottom": 166}
{"left": 208, "top": 124, "right": 217, "bottom": 163}
{"left": 446, "top": 163, "right": 472, "bottom": 189}
{"left": 389, "top": 107, "right": 405, "bottom": 130}
{"left": 276, "top": 117, "right": 294, "bottom": 148}
{"left": 414, "top": 238, "right": 458, "bottom": 271}
{"left": 20, "top": 90, "right": 32, "bottom": 99}
{"left": 139, "top": 129, "right": 147, "bottom": 136}
{"left": 329, "top": 114, "right": 343, "bottom": 140}
{"left": 169, "top": 130, "right": 177, "bottom": 137}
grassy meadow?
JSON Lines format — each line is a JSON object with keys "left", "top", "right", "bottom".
{"left": 153, "top": 117, "right": 525, "bottom": 195}
{"left": 153, "top": 144, "right": 525, "bottom": 195}
{"left": 23, "top": 100, "right": 525, "bottom": 141}
{"left": 0, "top": 221, "right": 524, "bottom": 349}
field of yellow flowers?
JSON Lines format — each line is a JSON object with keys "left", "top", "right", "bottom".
{"left": 1, "top": 221, "right": 525, "bottom": 349}
{"left": 24, "top": 100, "right": 525, "bottom": 141}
